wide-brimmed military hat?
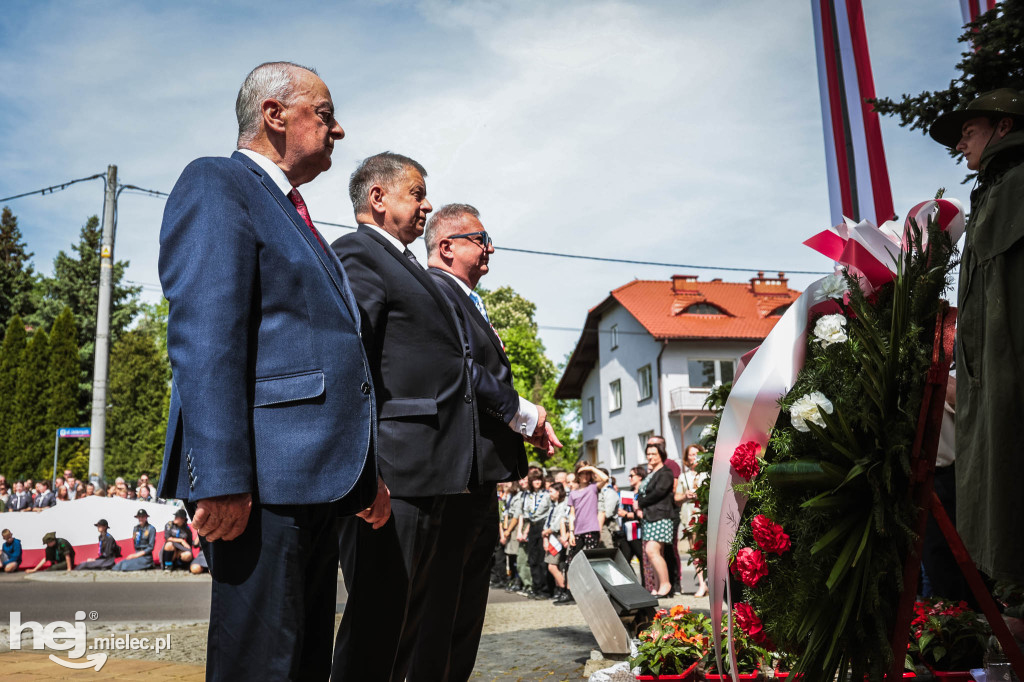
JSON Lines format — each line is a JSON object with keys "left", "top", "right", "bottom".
{"left": 135, "top": 508, "right": 149, "bottom": 518}
{"left": 930, "top": 88, "right": 1024, "bottom": 147}
{"left": 42, "top": 532, "right": 56, "bottom": 544}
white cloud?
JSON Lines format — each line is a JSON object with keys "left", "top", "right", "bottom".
{"left": 0, "top": 0, "right": 971, "bottom": 361}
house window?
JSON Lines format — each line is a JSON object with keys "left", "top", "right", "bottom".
{"left": 683, "top": 302, "right": 726, "bottom": 315}
{"left": 637, "top": 364, "right": 653, "bottom": 401}
{"left": 611, "top": 437, "right": 626, "bottom": 468}
{"left": 587, "top": 397, "right": 595, "bottom": 424}
{"left": 610, "top": 324, "right": 619, "bottom": 350}
{"left": 638, "top": 430, "right": 654, "bottom": 456}
{"left": 609, "top": 379, "right": 622, "bottom": 412}
{"left": 687, "top": 359, "right": 736, "bottom": 388}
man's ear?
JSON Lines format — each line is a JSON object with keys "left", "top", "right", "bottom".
{"left": 368, "top": 185, "right": 386, "bottom": 213}
{"left": 438, "top": 237, "right": 454, "bottom": 259}
{"left": 996, "top": 116, "right": 1015, "bottom": 139}
{"left": 262, "top": 98, "right": 287, "bottom": 135}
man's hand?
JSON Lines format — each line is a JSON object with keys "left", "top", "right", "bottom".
{"left": 356, "top": 476, "right": 391, "bottom": 530}
{"left": 525, "top": 422, "right": 563, "bottom": 455}
{"left": 533, "top": 405, "right": 547, "bottom": 438}
{"left": 193, "top": 493, "right": 252, "bottom": 542}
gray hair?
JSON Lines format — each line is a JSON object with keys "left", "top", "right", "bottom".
{"left": 236, "top": 61, "right": 318, "bottom": 147}
{"left": 349, "top": 152, "right": 428, "bottom": 216}
{"left": 425, "top": 203, "right": 480, "bottom": 255}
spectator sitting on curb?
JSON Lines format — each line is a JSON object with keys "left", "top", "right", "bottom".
{"left": 162, "top": 509, "right": 193, "bottom": 570}
{"left": 33, "top": 481, "right": 56, "bottom": 511}
{"left": 112, "top": 509, "right": 156, "bottom": 571}
{"left": 26, "top": 532, "right": 74, "bottom": 572}
{"left": 190, "top": 543, "right": 209, "bottom": 575}
{"left": 76, "top": 519, "right": 120, "bottom": 571}
{"left": 2, "top": 529, "right": 23, "bottom": 572}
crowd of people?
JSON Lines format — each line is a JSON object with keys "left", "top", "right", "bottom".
{"left": 0, "top": 469, "right": 164, "bottom": 510}
{"left": 494, "top": 435, "right": 709, "bottom": 605}
{"left": 0, "top": 468, "right": 210, "bottom": 575}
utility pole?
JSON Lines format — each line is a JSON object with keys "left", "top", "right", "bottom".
{"left": 88, "top": 164, "right": 117, "bottom": 485}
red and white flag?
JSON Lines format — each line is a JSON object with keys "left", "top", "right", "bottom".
{"left": 811, "top": 0, "right": 894, "bottom": 228}
{"left": 961, "top": 0, "right": 998, "bottom": 24}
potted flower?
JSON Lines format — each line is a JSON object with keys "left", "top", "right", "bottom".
{"left": 700, "top": 616, "right": 771, "bottom": 681}
{"left": 631, "top": 605, "right": 710, "bottom": 680}
{"left": 908, "top": 598, "right": 989, "bottom": 680}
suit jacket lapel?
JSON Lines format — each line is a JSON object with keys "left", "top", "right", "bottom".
{"left": 357, "top": 226, "right": 461, "bottom": 337}
{"left": 231, "top": 152, "right": 360, "bottom": 326}
{"left": 430, "top": 267, "right": 508, "bottom": 366}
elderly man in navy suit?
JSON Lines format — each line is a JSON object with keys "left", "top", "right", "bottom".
{"left": 158, "top": 61, "right": 389, "bottom": 681}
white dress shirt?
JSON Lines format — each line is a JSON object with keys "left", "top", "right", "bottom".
{"left": 436, "top": 270, "right": 539, "bottom": 436}
{"left": 357, "top": 223, "right": 421, "bottom": 267}
{"left": 237, "top": 148, "right": 293, "bottom": 195}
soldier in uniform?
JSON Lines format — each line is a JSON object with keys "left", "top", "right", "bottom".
{"left": 26, "top": 532, "right": 74, "bottom": 572}
{"left": 112, "top": 509, "right": 156, "bottom": 571}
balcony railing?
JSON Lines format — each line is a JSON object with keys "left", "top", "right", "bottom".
{"left": 669, "top": 386, "right": 712, "bottom": 412}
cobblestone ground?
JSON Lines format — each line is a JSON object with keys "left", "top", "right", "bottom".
{"left": 1, "top": 570, "right": 708, "bottom": 681}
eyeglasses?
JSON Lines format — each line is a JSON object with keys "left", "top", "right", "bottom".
{"left": 447, "top": 230, "right": 492, "bottom": 249}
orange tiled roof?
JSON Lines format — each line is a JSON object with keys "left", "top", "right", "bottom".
{"left": 607, "top": 274, "right": 800, "bottom": 340}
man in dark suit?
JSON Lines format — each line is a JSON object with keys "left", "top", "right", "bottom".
{"left": 408, "top": 203, "right": 561, "bottom": 681}
{"left": 331, "top": 156, "right": 554, "bottom": 681}
{"left": 158, "top": 62, "right": 389, "bottom": 681}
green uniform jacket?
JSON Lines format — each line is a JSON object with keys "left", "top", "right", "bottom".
{"left": 955, "top": 129, "right": 1024, "bottom": 587}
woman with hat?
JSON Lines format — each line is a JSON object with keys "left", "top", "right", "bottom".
{"left": 76, "top": 519, "right": 119, "bottom": 570}
{"left": 112, "top": 509, "right": 157, "bottom": 571}
{"left": 162, "top": 509, "right": 194, "bottom": 571}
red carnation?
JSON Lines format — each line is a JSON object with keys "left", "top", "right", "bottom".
{"left": 692, "top": 539, "right": 704, "bottom": 551}
{"left": 751, "top": 515, "right": 791, "bottom": 555}
{"left": 733, "top": 602, "right": 770, "bottom": 646}
{"left": 731, "top": 547, "right": 768, "bottom": 587}
{"left": 730, "top": 441, "right": 761, "bottom": 481}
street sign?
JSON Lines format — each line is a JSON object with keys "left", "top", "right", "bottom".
{"left": 58, "top": 427, "right": 91, "bottom": 438}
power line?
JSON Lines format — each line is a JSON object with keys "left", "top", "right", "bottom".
{"left": 6, "top": 174, "right": 831, "bottom": 277}
{"left": 0, "top": 173, "right": 107, "bottom": 203}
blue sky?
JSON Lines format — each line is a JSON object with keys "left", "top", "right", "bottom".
{"left": 0, "top": 0, "right": 969, "bottom": 362}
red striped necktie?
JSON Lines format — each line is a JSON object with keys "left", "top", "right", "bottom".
{"left": 288, "top": 188, "right": 329, "bottom": 254}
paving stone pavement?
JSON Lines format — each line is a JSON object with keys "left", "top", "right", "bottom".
{"left": 0, "top": 588, "right": 707, "bottom": 680}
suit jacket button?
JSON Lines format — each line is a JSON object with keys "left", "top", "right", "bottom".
{"left": 360, "top": 381, "right": 371, "bottom": 395}
{"left": 464, "top": 394, "right": 473, "bottom": 403}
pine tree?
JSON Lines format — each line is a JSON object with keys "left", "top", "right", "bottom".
{"left": 0, "top": 316, "right": 28, "bottom": 474}
{"left": 32, "top": 215, "right": 142, "bottom": 420}
{"left": 0, "top": 207, "right": 38, "bottom": 335}
{"left": 872, "top": 0, "right": 1024, "bottom": 159}
{"left": 105, "top": 328, "right": 169, "bottom": 482}
{"left": 8, "top": 328, "right": 50, "bottom": 478}
{"left": 46, "top": 308, "right": 81, "bottom": 470}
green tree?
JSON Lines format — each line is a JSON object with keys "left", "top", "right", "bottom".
{"left": 480, "top": 286, "right": 581, "bottom": 469}
{"left": 46, "top": 308, "right": 82, "bottom": 471}
{"left": 0, "top": 315, "right": 28, "bottom": 473}
{"left": 0, "top": 207, "right": 38, "bottom": 335}
{"left": 105, "top": 328, "right": 169, "bottom": 483}
{"left": 9, "top": 328, "right": 50, "bottom": 478}
{"left": 873, "top": 0, "right": 1024, "bottom": 163}
{"left": 32, "top": 215, "right": 142, "bottom": 419}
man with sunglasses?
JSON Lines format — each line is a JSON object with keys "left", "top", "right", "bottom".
{"left": 409, "top": 203, "right": 561, "bottom": 681}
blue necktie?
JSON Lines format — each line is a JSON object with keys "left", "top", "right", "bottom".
{"left": 468, "top": 290, "right": 490, "bottom": 323}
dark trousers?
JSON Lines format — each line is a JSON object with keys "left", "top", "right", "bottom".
{"left": 409, "top": 487, "right": 496, "bottom": 682}
{"left": 333, "top": 495, "right": 446, "bottom": 682}
{"left": 923, "top": 464, "right": 975, "bottom": 606}
{"left": 614, "top": 532, "right": 644, "bottom": 565}
{"left": 526, "top": 523, "right": 549, "bottom": 595}
{"left": 199, "top": 502, "right": 338, "bottom": 682}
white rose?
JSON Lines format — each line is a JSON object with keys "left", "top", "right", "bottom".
{"left": 813, "top": 313, "right": 848, "bottom": 347}
{"left": 789, "top": 391, "right": 834, "bottom": 432}
{"left": 820, "top": 272, "right": 848, "bottom": 300}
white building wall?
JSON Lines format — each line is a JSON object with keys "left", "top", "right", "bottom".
{"left": 584, "top": 305, "right": 662, "bottom": 480}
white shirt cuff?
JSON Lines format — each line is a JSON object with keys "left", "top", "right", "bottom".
{"left": 510, "top": 397, "right": 539, "bottom": 436}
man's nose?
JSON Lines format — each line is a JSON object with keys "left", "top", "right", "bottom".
{"left": 331, "top": 120, "right": 345, "bottom": 140}
{"left": 486, "top": 242, "right": 495, "bottom": 254}
{"left": 422, "top": 198, "right": 433, "bottom": 213}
